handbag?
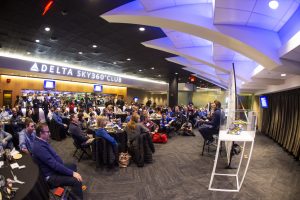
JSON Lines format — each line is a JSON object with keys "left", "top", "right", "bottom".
{"left": 118, "top": 152, "right": 131, "bottom": 168}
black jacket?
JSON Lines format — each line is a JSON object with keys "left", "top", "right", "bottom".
{"left": 129, "top": 132, "right": 155, "bottom": 167}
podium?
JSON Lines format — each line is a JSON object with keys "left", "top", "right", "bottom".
{"left": 209, "top": 111, "right": 257, "bottom": 192}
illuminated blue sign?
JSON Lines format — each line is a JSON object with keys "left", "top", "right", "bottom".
{"left": 260, "top": 96, "right": 268, "bottom": 108}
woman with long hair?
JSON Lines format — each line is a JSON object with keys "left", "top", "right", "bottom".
{"left": 125, "top": 113, "right": 149, "bottom": 146}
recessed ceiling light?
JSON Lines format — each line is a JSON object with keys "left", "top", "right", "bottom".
{"left": 126, "top": 58, "right": 131, "bottom": 61}
{"left": 281, "top": 73, "right": 286, "bottom": 77}
{"left": 269, "top": 0, "right": 279, "bottom": 9}
{"left": 151, "top": 67, "right": 155, "bottom": 70}
{"left": 64, "top": 60, "right": 68, "bottom": 62}
{"left": 27, "top": 52, "right": 31, "bottom": 55}
{"left": 113, "top": 61, "right": 117, "bottom": 65}
{"left": 139, "top": 69, "right": 142, "bottom": 72}
{"left": 78, "top": 52, "right": 83, "bottom": 55}
{"left": 92, "top": 45, "right": 97, "bottom": 48}
{"left": 45, "top": 27, "right": 50, "bottom": 32}
{"left": 35, "top": 39, "right": 40, "bottom": 43}
{"left": 175, "top": 72, "right": 178, "bottom": 75}
{"left": 158, "top": 74, "right": 161, "bottom": 77}
{"left": 139, "top": 27, "right": 145, "bottom": 31}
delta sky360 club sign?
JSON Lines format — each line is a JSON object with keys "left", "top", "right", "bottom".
{"left": 30, "top": 62, "right": 122, "bottom": 83}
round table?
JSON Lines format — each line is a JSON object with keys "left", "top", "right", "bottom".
{"left": 0, "top": 154, "right": 49, "bottom": 200}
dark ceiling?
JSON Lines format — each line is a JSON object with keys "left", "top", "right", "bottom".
{"left": 0, "top": 0, "right": 216, "bottom": 88}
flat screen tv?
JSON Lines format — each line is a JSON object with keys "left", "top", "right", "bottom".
{"left": 133, "top": 97, "right": 139, "bottom": 102}
{"left": 94, "top": 85, "right": 103, "bottom": 92}
{"left": 260, "top": 96, "right": 268, "bottom": 108}
{"left": 44, "top": 80, "right": 55, "bottom": 89}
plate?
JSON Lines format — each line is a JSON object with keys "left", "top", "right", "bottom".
{"left": 13, "top": 153, "right": 22, "bottom": 160}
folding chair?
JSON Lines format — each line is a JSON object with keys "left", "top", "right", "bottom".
{"left": 72, "top": 140, "right": 91, "bottom": 162}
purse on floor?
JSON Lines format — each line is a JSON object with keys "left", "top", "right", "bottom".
{"left": 119, "top": 152, "right": 131, "bottom": 168}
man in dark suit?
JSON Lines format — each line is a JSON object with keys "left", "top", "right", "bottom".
{"left": 32, "top": 123, "right": 83, "bottom": 199}
{"left": 68, "top": 114, "right": 94, "bottom": 146}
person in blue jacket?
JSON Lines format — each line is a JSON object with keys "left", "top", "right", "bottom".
{"left": 95, "top": 116, "right": 118, "bottom": 154}
{"left": 32, "top": 123, "right": 83, "bottom": 199}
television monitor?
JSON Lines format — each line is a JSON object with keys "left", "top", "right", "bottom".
{"left": 94, "top": 85, "right": 103, "bottom": 92}
{"left": 260, "top": 96, "right": 268, "bottom": 108}
{"left": 44, "top": 80, "right": 55, "bottom": 89}
{"left": 133, "top": 97, "right": 139, "bottom": 102}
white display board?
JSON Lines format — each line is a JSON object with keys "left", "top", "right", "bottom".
{"left": 225, "top": 67, "right": 236, "bottom": 164}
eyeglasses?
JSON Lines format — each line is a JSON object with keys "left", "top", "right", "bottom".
{"left": 41, "top": 130, "right": 50, "bottom": 134}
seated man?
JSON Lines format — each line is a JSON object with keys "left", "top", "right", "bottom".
{"left": 143, "top": 115, "right": 158, "bottom": 133}
{"left": 77, "top": 112, "right": 87, "bottom": 131}
{"left": 68, "top": 114, "right": 94, "bottom": 147}
{"left": 87, "top": 112, "right": 97, "bottom": 127}
{"left": 159, "top": 113, "right": 174, "bottom": 135}
{"left": 10, "top": 108, "right": 24, "bottom": 135}
{"left": 19, "top": 118, "right": 36, "bottom": 154}
{"left": 0, "top": 107, "right": 10, "bottom": 121}
{"left": 32, "top": 123, "right": 83, "bottom": 199}
{"left": 124, "top": 111, "right": 132, "bottom": 123}
{"left": 0, "top": 122, "right": 14, "bottom": 149}
{"left": 52, "top": 107, "right": 68, "bottom": 129}
{"left": 198, "top": 100, "right": 221, "bottom": 144}
{"left": 179, "top": 120, "right": 195, "bottom": 136}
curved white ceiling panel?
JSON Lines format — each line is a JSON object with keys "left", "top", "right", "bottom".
{"left": 214, "top": 0, "right": 299, "bottom": 31}
{"left": 101, "top": 1, "right": 281, "bottom": 69}
{"left": 140, "top": 0, "right": 212, "bottom": 12}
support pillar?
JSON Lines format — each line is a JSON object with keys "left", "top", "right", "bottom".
{"left": 169, "top": 75, "right": 178, "bottom": 107}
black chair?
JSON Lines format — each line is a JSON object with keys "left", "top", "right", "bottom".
{"left": 49, "top": 119, "right": 66, "bottom": 141}
{"left": 201, "top": 131, "right": 223, "bottom": 156}
{"left": 72, "top": 140, "right": 91, "bottom": 162}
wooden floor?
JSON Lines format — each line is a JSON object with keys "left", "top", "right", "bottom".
{"left": 51, "top": 130, "right": 300, "bottom": 200}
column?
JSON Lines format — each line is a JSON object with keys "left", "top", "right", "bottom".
{"left": 169, "top": 75, "right": 178, "bottom": 107}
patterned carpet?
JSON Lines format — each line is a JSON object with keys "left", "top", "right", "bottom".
{"left": 51, "top": 130, "right": 300, "bottom": 200}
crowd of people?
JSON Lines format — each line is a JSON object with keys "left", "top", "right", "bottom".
{"left": 0, "top": 94, "right": 223, "bottom": 199}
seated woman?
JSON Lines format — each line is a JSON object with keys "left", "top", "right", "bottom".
{"left": 0, "top": 121, "right": 14, "bottom": 150}
{"left": 125, "top": 114, "right": 149, "bottom": 145}
{"left": 95, "top": 116, "right": 118, "bottom": 153}
{"left": 142, "top": 114, "right": 159, "bottom": 133}
{"left": 124, "top": 113, "right": 154, "bottom": 166}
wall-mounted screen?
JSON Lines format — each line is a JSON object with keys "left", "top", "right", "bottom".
{"left": 260, "top": 96, "right": 268, "bottom": 108}
{"left": 94, "top": 85, "right": 103, "bottom": 92}
{"left": 44, "top": 80, "right": 56, "bottom": 89}
{"left": 133, "top": 97, "right": 139, "bottom": 102}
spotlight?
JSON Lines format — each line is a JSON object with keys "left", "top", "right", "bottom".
{"left": 269, "top": 1, "right": 279, "bottom": 10}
